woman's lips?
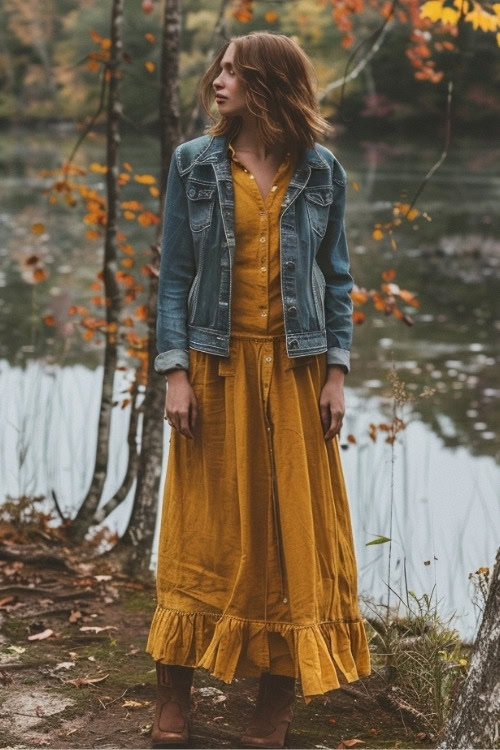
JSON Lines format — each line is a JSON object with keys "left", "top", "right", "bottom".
{"left": 215, "top": 96, "right": 227, "bottom": 102}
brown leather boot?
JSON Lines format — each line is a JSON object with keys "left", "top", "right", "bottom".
{"left": 239, "top": 672, "right": 296, "bottom": 749}
{"left": 151, "top": 662, "right": 194, "bottom": 748}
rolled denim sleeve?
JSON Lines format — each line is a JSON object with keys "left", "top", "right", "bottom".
{"left": 315, "top": 159, "right": 354, "bottom": 375}
{"left": 154, "top": 149, "right": 195, "bottom": 375}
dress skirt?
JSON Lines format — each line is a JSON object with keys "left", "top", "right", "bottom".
{"left": 146, "top": 334, "right": 371, "bottom": 704}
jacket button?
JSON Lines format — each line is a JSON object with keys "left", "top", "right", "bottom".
{"left": 289, "top": 339, "right": 298, "bottom": 349}
{"left": 188, "top": 188, "right": 196, "bottom": 197}
{"left": 288, "top": 305, "right": 297, "bottom": 317}
{"left": 286, "top": 260, "right": 295, "bottom": 271}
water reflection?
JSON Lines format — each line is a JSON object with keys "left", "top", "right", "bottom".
{"left": 1, "top": 130, "right": 499, "bottom": 642}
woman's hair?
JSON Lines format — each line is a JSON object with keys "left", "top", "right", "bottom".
{"left": 199, "top": 31, "right": 334, "bottom": 165}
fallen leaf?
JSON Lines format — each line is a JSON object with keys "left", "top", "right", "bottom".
{"left": 28, "top": 628, "right": 54, "bottom": 641}
{"left": 338, "top": 741, "right": 365, "bottom": 748}
{"left": 66, "top": 673, "right": 109, "bottom": 688}
{"left": 79, "top": 625, "right": 118, "bottom": 633}
{"left": 54, "top": 662, "right": 76, "bottom": 670}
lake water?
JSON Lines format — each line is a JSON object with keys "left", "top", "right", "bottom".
{"left": 1, "top": 128, "right": 499, "bottom": 645}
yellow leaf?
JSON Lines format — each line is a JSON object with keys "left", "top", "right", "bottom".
{"left": 145, "top": 32, "right": 156, "bottom": 43}
{"left": 87, "top": 59, "right": 101, "bottom": 73}
{"left": 351, "top": 180, "right": 359, "bottom": 192}
{"left": 372, "top": 229, "right": 383, "bottom": 240}
{"left": 32, "top": 222, "right": 45, "bottom": 236}
{"left": 85, "top": 230, "right": 100, "bottom": 240}
{"left": 123, "top": 162, "right": 133, "bottom": 171}
{"left": 441, "top": 7, "right": 459, "bottom": 23}
{"left": 265, "top": 11, "right": 278, "bottom": 22}
{"left": 89, "top": 162, "right": 108, "bottom": 174}
{"left": 149, "top": 186, "right": 160, "bottom": 197}
{"left": 123, "top": 211, "right": 136, "bottom": 220}
{"left": 144, "top": 61, "right": 155, "bottom": 73}
{"left": 420, "top": 0, "right": 444, "bottom": 22}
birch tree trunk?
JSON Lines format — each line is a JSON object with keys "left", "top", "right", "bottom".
{"left": 438, "top": 546, "right": 500, "bottom": 748}
{"left": 116, "top": 0, "right": 182, "bottom": 576}
{"left": 68, "top": 0, "right": 124, "bottom": 543}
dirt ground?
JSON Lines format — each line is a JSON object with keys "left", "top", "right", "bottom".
{"left": 0, "top": 552, "right": 438, "bottom": 750}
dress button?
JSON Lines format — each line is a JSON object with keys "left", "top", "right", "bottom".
{"left": 260, "top": 266, "right": 266, "bottom": 272}
{"left": 261, "top": 311, "right": 267, "bottom": 317}
{"left": 260, "top": 237, "right": 266, "bottom": 243}
{"left": 265, "top": 356, "right": 272, "bottom": 362}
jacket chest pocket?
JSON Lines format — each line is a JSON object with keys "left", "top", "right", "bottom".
{"left": 304, "top": 187, "right": 333, "bottom": 238}
{"left": 186, "top": 180, "right": 216, "bottom": 232}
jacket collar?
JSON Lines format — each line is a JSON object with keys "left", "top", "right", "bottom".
{"left": 195, "top": 133, "right": 329, "bottom": 170}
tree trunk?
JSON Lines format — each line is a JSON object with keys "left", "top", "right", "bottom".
{"left": 116, "top": 0, "right": 182, "bottom": 576}
{"left": 68, "top": 0, "right": 124, "bottom": 543}
{"left": 184, "top": 0, "right": 230, "bottom": 142}
{"left": 438, "top": 546, "right": 500, "bottom": 748}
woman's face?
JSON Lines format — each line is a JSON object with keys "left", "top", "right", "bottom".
{"left": 212, "top": 42, "right": 247, "bottom": 116}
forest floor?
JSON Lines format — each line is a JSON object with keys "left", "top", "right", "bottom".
{"left": 0, "top": 545, "right": 438, "bottom": 750}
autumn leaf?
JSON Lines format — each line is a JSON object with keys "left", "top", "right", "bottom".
{"left": 135, "top": 305, "right": 148, "bottom": 320}
{"left": 43, "top": 315, "right": 56, "bottom": 326}
{"left": 265, "top": 11, "right": 278, "bottom": 22}
{"left": 381, "top": 269, "right": 396, "bottom": 282}
{"left": 372, "top": 229, "right": 383, "bottom": 240}
{"left": 338, "top": 740, "right": 365, "bottom": 748}
{"left": 66, "top": 673, "right": 110, "bottom": 688}
{"left": 28, "top": 628, "right": 55, "bottom": 641}
{"left": 86, "top": 230, "right": 101, "bottom": 241}
{"left": 32, "top": 222, "right": 45, "bottom": 236}
{"left": 145, "top": 32, "right": 156, "bottom": 43}
{"left": 33, "top": 268, "right": 48, "bottom": 283}
{"left": 122, "top": 162, "right": 133, "bottom": 172}
{"left": 79, "top": 625, "right": 118, "bottom": 634}
{"left": 353, "top": 311, "right": 365, "bottom": 324}
{"left": 89, "top": 162, "right": 108, "bottom": 174}
{"left": 134, "top": 174, "right": 156, "bottom": 185}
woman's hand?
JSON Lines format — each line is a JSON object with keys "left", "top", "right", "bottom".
{"left": 319, "top": 365, "right": 345, "bottom": 441}
{"left": 164, "top": 370, "right": 198, "bottom": 439}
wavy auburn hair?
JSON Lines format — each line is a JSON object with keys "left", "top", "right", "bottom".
{"left": 199, "top": 31, "right": 334, "bottom": 166}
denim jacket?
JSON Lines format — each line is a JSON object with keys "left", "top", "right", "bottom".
{"left": 155, "top": 133, "right": 354, "bottom": 375}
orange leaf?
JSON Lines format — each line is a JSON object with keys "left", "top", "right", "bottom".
{"left": 149, "top": 186, "right": 160, "bottom": 197}
{"left": 145, "top": 32, "right": 156, "bottom": 43}
{"left": 90, "top": 282, "right": 101, "bottom": 290}
{"left": 351, "top": 289, "right": 368, "bottom": 305}
{"left": 43, "top": 315, "right": 56, "bottom": 326}
{"left": 89, "top": 162, "right": 107, "bottom": 174}
{"left": 32, "top": 223, "right": 45, "bottom": 236}
{"left": 353, "top": 311, "right": 365, "bottom": 324}
{"left": 134, "top": 174, "right": 156, "bottom": 185}
{"left": 83, "top": 330, "right": 95, "bottom": 341}
{"left": 381, "top": 268, "right": 396, "bottom": 281}
{"left": 144, "top": 61, "right": 155, "bottom": 73}
{"left": 121, "top": 200, "right": 143, "bottom": 211}
{"left": 33, "top": 268, "right": 48, "bottom": 282}
{"left": 85, "top": 230, "right": 100, "bottom": 240}
{"left": 265, "top": 10, "right": 278, "bottom": 22}
{"left": 89, "top": 30, "right": 102, "bottom": 43}
{"left": 135, "top": 304, "right": 148, "bottom": 320}
{"left": 122, "top": 163, "right": 133, "bottom": 172}
{"left": 121, "top": 258, "right": 134, "bottom": 268}
{"left": 372, "top": 229, "right": 383, "bottom": 240}
{"left": 347, "top": 434, "right": 357, "bottom": 443}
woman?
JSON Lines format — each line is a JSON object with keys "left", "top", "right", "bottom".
{"left": 146, "top": 30, "right": 371, "bottom": 749}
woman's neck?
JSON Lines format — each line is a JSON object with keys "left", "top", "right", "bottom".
{"left": 231, "top": 113, "right": 287, "bottom": 164}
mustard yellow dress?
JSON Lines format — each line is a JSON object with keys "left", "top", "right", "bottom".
{"left": 146, "top": 142, "right": 371, "bottom": 704}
